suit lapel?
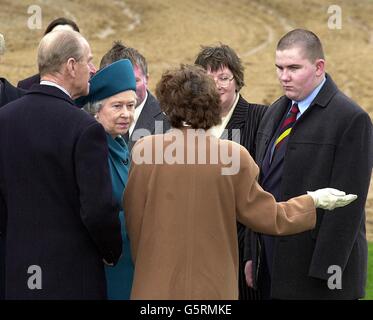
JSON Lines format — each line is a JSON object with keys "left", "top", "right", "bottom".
{"left": 132, "top": 91, "right": 158, "bottom": 137}
{"left": 257, "top": 96, "right": 290, "bottom": 165}
{"left": 222, "top": 95, "right": 247, "bottom": 141}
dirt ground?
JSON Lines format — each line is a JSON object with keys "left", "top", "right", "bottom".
{"left": 1, "top": 0, "right": 373, "bottom": 240}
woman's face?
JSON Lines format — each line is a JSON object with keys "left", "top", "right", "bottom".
{"left": 96, "top": 90, "right": 137, "bottom": 137}
{"left": 206, "top": 66, "right": 237, "bottom": 115}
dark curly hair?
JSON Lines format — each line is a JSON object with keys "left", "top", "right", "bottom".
{"left": 155, "top": 65, "right": 221, "bottom": 130}
{"left": 194, "top": 43, "right": 244, "bottom": 91}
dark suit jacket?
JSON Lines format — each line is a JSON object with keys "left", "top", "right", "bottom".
{"left": 17, "top": 74, "right": 40, "bottom": 90}
{"left": 0, "top": 85, "right": 122, "bottom": 299}
{"left": 222, "top": 95, "right": 267, "bottom": 300}
{"left": 127, "top": 91, "right": 170, "bottom": 150}
{"left": 0, "top": 77, "right": 25, "bottom": 300}
{"left": 249, "top": 74, "right": 372, "bottom": 299}
{"left": 0, "top": 78, "right": 25, "bottom": 107}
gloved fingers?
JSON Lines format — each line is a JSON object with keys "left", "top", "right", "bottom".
{"left": 327, "top": 188, "right": 346, "bottom": 196}
{"left": 336, "top": 194, "right": 357, "bottom": 207}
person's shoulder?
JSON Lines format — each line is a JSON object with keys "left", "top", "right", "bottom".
{"left": 218, "top": 138, "right": 252, "bottom": 157}
{"left": 333, "top": 89, "right": 368, "bottom": 117}
{"left": 238, "top": 95, "right": 268, "bottom": 110}
{"left": 17, "top": 74, "right": 40, "bottom": 90}
{"left": 145, "top": 91, "right": 161, "bottom": 110}
{"left": 132, "top": 133, "right": 155, "bottom": 149}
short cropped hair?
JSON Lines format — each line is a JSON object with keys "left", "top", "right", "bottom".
{"left": 44, "top": 17, "right": 80, "bottom": 35}
{"left": 194, "top": 44, "right": 245, "bottom": 91}
{"left": 277, "top": 29, "right": 324, "bottom": 62}
{"left": 38, "top": 30, "right": 86, "bottom": 76}
{"left": 155, "top": 64, "right": 221, "bottom": 130}
{"left": 100, "top": 41, "right": 148, "bottom": 76}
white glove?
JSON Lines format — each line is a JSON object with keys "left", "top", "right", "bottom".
{"left": 307, "top": 188, "right": 357, "bottom": 210}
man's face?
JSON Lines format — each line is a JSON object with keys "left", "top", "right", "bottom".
{"left": 74, "top": 40, "right": 95, "bottom": 98}
{"left": 133, "top": 64, "right": 148, "bottom": 106}
{"left": 275, "top": 46, "right": 324, "bottom": 102}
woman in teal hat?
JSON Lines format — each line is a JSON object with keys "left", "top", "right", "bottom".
{"left": 81, "top": 59, "right": 136, "bottom": 299}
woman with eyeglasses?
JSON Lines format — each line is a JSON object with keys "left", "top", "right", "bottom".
{"left": 194, "top": 44, "right": 267, "bottom": 300}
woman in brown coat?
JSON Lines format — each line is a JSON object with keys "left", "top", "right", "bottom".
{"left": 123, "top": 65, "right": 356, "bottom": 300}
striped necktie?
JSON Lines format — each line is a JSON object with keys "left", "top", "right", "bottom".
{"left": 274, "top": 103, "right": 300, "bottom": 152}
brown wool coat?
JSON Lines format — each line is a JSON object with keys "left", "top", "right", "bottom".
{"left": 124, "top": 130, "right": 316, "bottom": 300}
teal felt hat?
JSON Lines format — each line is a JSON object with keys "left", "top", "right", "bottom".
{"left": 76, "top": 58, "right": 136, "bottom": 106}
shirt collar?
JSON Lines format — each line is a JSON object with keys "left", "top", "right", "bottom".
{"left": 293, "top": 76, "right": 326, "bottom": 115}
{"left": 129, "top": 90, "right": 148, "bottom": 136}
{"left": 208, "top": 92, "right": 240, "bottom": 138}
{"left": 40, "top": 80, "right": 71, "bottom": 98}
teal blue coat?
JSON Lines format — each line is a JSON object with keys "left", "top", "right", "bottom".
{"left": 105, "top": 134, "right": 134, "bottom": 300}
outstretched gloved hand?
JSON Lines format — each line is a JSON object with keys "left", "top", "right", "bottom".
{"left": 307, "top": 188, "right": 357, "bottom": 210}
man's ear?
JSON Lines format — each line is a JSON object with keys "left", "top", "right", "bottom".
{"left": 315, "top": 59, "right": 325, "bottom": 76}
{"left": 66, "top": 57, "right": 77, "bottom": 77}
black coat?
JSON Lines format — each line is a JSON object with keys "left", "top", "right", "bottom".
{"left": 248, "top": 75, "right": 373, "bottom": 299}
{"left": 0, "top": 77, "right": 25, "bottom": 300}
{"left": 17, "top": 74, "right": 40, "bottom": 90}
{"left": 0, "top": 85, "right": 122, "bottom": 299}
{"left": 223, "top": 95, "right": 267, "bottom": 300}
{"left": 0, "top": 78, "right": 25, "bottom": 107}
{"left": 127, "top": 91, "right": 171, "bottom": 150}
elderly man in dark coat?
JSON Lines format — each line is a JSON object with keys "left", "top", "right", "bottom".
{"left": 0, "top": 30, "right": 122, "bottom": 299}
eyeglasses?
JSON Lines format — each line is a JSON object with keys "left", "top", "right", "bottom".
{"left": 211, "top": 75, "right": 234, "bottom": 87}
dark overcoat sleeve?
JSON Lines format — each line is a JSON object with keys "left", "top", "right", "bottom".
{"left": 75, "top": 122, "right": 122, "bottom": 265}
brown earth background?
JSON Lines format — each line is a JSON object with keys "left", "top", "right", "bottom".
{"left": 1, "top": 0, "right": 372, "bottom": 240}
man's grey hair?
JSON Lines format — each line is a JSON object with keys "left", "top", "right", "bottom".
{"left": 38, "top": 30, "right": 87, "bottom": 76}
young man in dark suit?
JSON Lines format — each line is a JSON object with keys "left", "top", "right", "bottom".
{"left": 245, "top": 29, "right": 372, "bottom": 300}
{"left": 0, "top": 29, "right": 122, "bottom": 299}
{"left": 100, "top": 41, "right": 171, "bottom": 150}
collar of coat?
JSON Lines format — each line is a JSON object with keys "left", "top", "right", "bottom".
{"left": 274, "top": 73, "right": 339, "bottom": 111}
{"left": 24, "top": 84, "right": 77, "bottom": 107}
